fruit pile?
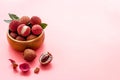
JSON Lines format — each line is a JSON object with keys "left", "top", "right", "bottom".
{"left": 5, "top": 13, "right": 53, "bottom": 74}
{"left": 5, "top": 13, "right": 47, "bottom": 41}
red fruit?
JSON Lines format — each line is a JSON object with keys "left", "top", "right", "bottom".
{"left": 9, "top": 32, "right": 17, "bottom": 39}
{"left": 23, "top": 49, "right": 36, "bottom": 62}
{"left": 16, "top": 36, "right": 25, "bottom": 41}
{"left": 9, "top": 20, "right": 20, "bottom": 32}
{"left": 32, "top": 24, "right": 43, "bottom": 35}
{"left": 17, "top": 24, "right": 31, "bottom": 37}
{"left": 39, "top": 52, "right": 53, "bottom": 65}
{"left": 26, "top": 34, "right": 37, "bottom": 40}
{"left": 30, "top": 16, "right": 41, "bottom": 25}
{"left": 19, "top": 16, "right": 30, "bottom": 24}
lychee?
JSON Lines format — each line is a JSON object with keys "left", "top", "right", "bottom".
{"left": 9, "top": 32, "right": 17, "bottom": 39}
{"left": 32, "top": 24, "right": 43, "bottom": 35}
{"left": 19, "top": 16, "right": 30, "bottom": 24}
{"left": 17, "top": 24, "right": 31, "bottom": 37}
{"left": 23, "top": 49, "right": 36, "bottom": 62}
{"left": 30, "top": 16, "right": 41, "bottom": 25}
{"left": 26, "top": 34, "right": 37, "bottom": 40}
{"left": 16, "top": 36, "right": 25, "bottom": 41}
{"left": 9, "top": 20, "right": 20, "bottom": 32}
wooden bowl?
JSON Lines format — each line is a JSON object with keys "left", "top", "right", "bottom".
{"left": 7, "top": 31, "right": 45, "bottom": 52}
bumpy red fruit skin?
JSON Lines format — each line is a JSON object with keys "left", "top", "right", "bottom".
{"left": 19, "top": 16, "right": 30, "bottom": 24}
{"left": 23, "top": 49, "right": 36, "bottom": 62}
{"left": 17, "top": 24, "right": 31, "bottom": 37}
{"left": 9, "top": 20, "right": 20, "bottom": 32}
{"left": 9, "top": 32, "right": 17, "bottom": 39}
{"left": 16, "top": 36, "right": 25, "bottom": 41}
{"left": 32, "top": 24, "right": 43, "bottom": 35}
{"left": 26, "top": 34, "right": 37, "bottom": 40}
{"left": 30, "top": 16, "right": 41, "bottom": 25}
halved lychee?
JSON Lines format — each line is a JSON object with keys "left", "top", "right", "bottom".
{"left": 39, "top": 52, "right": 53, "bottom": 65}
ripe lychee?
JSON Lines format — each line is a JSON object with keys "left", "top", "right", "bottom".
{"left": 19, "top": 16, "right": 30, "bottom": 24}
{"left": 9, "top": 32, "right": 17, "bottom": 39}
{"left": 17, "top": 24, "right": 31, "bottom": 37}
{"left": 23, "top": 49, "right": 36, "bottom": 62}
{"left": 16, "top": 36, "right": 25, "bottom": 41}
{"left": 30, "top": 16, "right": 41, "bottom": 25}
{"left": 26, "top": 34, "right": 37, "bottom": 40}
{"left": 32, "top": 24, "right": 43, "bottom": 35}
{"left": 9, "top": 20, "right": 20, "bottom": 32}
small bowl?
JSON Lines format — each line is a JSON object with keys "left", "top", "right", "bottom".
{"left": 7, "top": 31, "right": 45, "bottom": 52}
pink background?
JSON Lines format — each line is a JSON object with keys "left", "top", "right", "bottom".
{"left": 0, "top": 0, "right": 120, "bottom": 80}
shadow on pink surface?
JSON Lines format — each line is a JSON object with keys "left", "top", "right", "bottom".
{"left": 40, "top": 63, "right": 53, "bottom": 70}
{"left": 20, "top": 71, "right": 31, "bottom": 76}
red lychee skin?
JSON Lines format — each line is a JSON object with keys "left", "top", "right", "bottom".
{"left": 16, "top": 36, "right": 25, "bottom": 41}
{"left": 30, "top": 16, "right": 41, "bottom": 25}
{"left": 17, "top": 24, "right": 31, "bottom": 37}
{"left": 9, "top": 32, "right": 18, "bottom": 39}
{"left": 9, "top": 20, "right": 20, "bottom": 32}
{"left": 19, "top": 16, "right": 30, "bottom": 24}
{"left": 32, "top": 24, "right": 43, "bottom": 35}
{"left": 26, "top": 34, "right": 37, "bottom": 40}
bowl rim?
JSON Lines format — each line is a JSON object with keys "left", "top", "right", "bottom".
{"left": 7, "top": 30, "right": 44, "bottom": 43}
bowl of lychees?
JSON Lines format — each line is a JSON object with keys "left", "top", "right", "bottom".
{"left": 4, "top": 13, "right": 47, "bottom": 51}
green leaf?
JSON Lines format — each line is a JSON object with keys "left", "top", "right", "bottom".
{"left": 40, "top": 23, "right": 47, "bottom": 29}
{"left": 8, "top": 13, "right": 19, "bottom": 20}
{"left": 4, "top": 20, "right": 12, "bottom": 23}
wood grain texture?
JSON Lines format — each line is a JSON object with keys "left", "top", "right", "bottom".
{"left": 7, "top": 31, "right": 45, "bottom": 51}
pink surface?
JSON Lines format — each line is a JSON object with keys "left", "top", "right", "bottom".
{"left": 0, "top": 0, "right": 120, "bottom": 80}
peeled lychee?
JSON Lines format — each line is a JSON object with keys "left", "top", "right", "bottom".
{"left": 9, "top": 32, "right": 17, "bottom": 39}
{"left": 16, "top": 36, "right": 25, "bottom": 41}
{"left": 9, "top": 20, "right": 20, "bottom": 32}
{"left": 30, "top": 16, "right": 41, "bottom": 25}
{"left": 17, "top": 24, "right": 31, "bottom": 37}
{"left": 26, "top": 34, "right": 37, "bottom": 40}
{"left": 19, "top": 16, "right": 30, "bottom": 24}
{"left": 32, "top": 24, "right": 43, "bottom": 35}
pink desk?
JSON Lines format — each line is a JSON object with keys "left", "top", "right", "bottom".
{"left": 0, "top": 0, "right": 120, "bottom": 80}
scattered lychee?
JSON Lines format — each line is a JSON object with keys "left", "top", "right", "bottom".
{"left": 39, "top": 52, "right": 53, "bottom": 65}
{"left": 23, "top": 49, "right": 36, "bottom": 62}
